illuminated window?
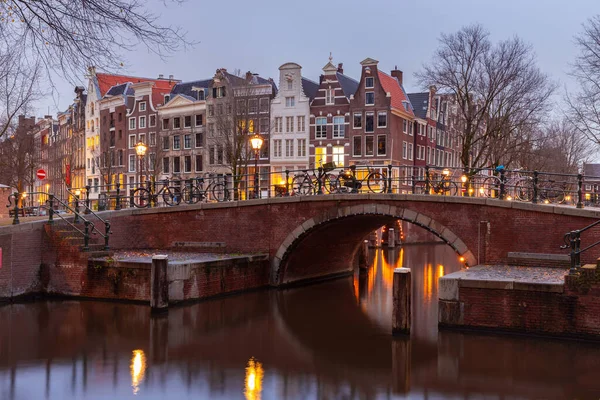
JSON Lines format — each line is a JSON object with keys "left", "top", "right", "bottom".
{"left": 315, "top": 146, "right": 326, "bottom": 167}
{"left": 332, "top": 146, "right": 344, "bottom": 167}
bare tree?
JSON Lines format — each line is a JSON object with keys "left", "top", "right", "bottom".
{"left": 567, "top": 15, "right": 600, "bottom": 146}
{"left": 417, "top": 24, "right": 556, "bottom": 172}
{"left": 0, "top": 0, "right": 190, "bottom": 81}
{"left": 0, "top": 126, "right": 37, "bottom": 203}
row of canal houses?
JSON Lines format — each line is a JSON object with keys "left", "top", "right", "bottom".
{"left": 32, "top": 56, "right": 463, "bottom": 202}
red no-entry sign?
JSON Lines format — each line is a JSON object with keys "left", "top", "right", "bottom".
{"left": 36, "top": 169, "right": 46, "bottom": 180}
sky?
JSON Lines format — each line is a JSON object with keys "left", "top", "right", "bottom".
{"left": 41, "top": 0, "right": 599, "bottom": 116}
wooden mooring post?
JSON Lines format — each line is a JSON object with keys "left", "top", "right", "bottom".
{"left": 151, "top": 255, "right": 169, "bottom": 313}
{"left": 393, "top": 267, "right": 411, "bottom": 335}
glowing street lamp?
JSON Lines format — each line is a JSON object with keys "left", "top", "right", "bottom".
{"left": 135, "top": 141, "right": 148, "bottom": 188}
{"left": 250, "top": 134, "right": 263, "bottom": 199}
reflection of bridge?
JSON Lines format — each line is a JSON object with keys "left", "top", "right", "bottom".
{"left": 1, "top": 271, "right": 599, "bottom": 399}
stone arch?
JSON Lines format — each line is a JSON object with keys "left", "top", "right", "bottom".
{"left": 272, "top": 203, "right": 476, "bottom": 286}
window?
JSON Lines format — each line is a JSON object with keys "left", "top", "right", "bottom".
{"left": 139, "top": 102, "right": 146, "bottom": 112}
{"left": 402, "top": 141, "right": 407, "bottom": 159}
{"left": 139, "top": 133, "right": 146, "bottom": 144}
{"left": 315, "top": 117, "right": 327, "bottom": 139}
{"left": 196, "top": 89, "right": 205, "bottom": 101}
{"left": 173, "top": 135, "right": 180, "bottom": 150}
{"left": 325, "top": 87, "right": 334, "bottom": 105}
{"left": 184, "top": 156, "right": 192, "bottom": 173}
{"left": 118, "top": 113, "right": 122, "bottom": 122}
{"left": 162, "top": 136, "right": 169, "bottom": 150}
{"left": 403, "top": 120, "right": 407, "bottom": 133}
{"left": 285, "top": 139, "right": 294, "bottom": 157}
{"left": 129, "top": 117, "right": 136, "bottom": 130}
{"left": 209, "top": 146, "right": 216, "bottom": 165}
{"left": 184, "top": 134, "right": 191, "bottom": 149}
{"left": 353, "top": 113, "right": 362, "bottom": 128}
{"left": 297, "top": 116, "right": 305, "bottom": 132}
{"left": 285, "top": 97, "right": 295, "bottom": 107}
{"left": 287, "top": 80, "right": 293, "bottom": 90}
{"left": 164, "top": 95, "right": 170, "bottom": 104}
{"left": 297, "top": 139, "right": 306, "bottom": 157}
{"left": 408, "top": 121, "right": 414, "bottom": 136}
{"left": 129, "top": 154, "right": 136, "bottom": 172}
{"left": 237, "top": 99, "right": 246, "bottom": 113}
{"left": 208, "top": 123, "right": 214, "bottom": 137}
{"left": 173, "top": 156, "right": 181, "bottom": 173}
{"left": 173, "top": 117, "right": 181, "bottom": 129}
{"left": 139, "top": 116, "right": 146, "bottom": 129}
{"left": 118, "top": 150, "right": 123, "bottom": 166}
{"left": 260, "top": 118, "right": 269, "bottom": 133}
{"left": 129, "top": 134, "right": 136, "bottom": 148}
{"left": 365, "top": 77, "right": 374, "bottom": 88}
{"left": 332, "top": 146, "right": 344, "bottom": 167}
{"left": 149, "top": 132, "right": 156, "bottom": 146}
{"left": 195, "top": 133, "right": 203, "bottom": 148}
{"left": 286, "top": 116, "right": 294, "bottom": 133}
{"left": 260, "top": 141, "right": 268, "bottom": 159}
{"left": 365, "top": 112, "right": 374, "bottom": 132}
{"left": 366, "top": 136, "right": 374, "bottom": 156}
{"left": 149, "top": 115, "right": 156, "bottom": 127}
{"left": 315, "top": 146, "right": 326, "bottom": 166}
{"left": 377, "top": 135, "right": 386, "bottom": 156}
{"left": 365, "top": 92, "right": 374, "bottom": 105}
{"left": 184, "top": 116, "right": 191, "bottom": 128}
{"left": 273, "top": 139, "right": 282, "bottom": 157}
{"left": 377, "top": 112, "right": 387, "bottom": 128}
{"left": 110, "top": 131, "right": 116, "bottom": 147}
{"left": 333, "top": 116, "right": 345, "bottom": 138}
{"left": 248, "top": 99, "right": 258, "bottom": 113}
{"left": 162, "top": 157, "right": 170, "bottom": 174}
{"left": 274, "top": 117, "right": 282, "bottom": 133}
{"left": 195, "top": 155, "right": 203, "bottom": 172}
{"left": 195, "top": 114, "right": 203, "bottom": 126}
{"left": 353, "top": 136, "right": 362, "bottom": 156}
{"left": 259, "top": 98, "right": 269, "bottom": 113}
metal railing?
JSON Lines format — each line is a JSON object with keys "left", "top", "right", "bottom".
{"left": 562, "top": 219, "right": 600, "bottom": 275}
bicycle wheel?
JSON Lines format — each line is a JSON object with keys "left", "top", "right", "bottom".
{"left": 514, "top": 179, "right": 533, "bottom": 202}
{"left": 292, "top": 175, "right": 314, "bottom": 195}
{"left": 480, "top": 176, "right": 501, "bottom": 198}
{"left": 163, "top": 187, "right": 181, "bottom": 206}
{"left": 323, "top": 173, "right": 339, "bottom": 193}
{"left": 132, "top": 188, "right": 151, "bottom": 208}
{"left": 181, "top": 186, "right": 201, "bottom": 204}
{"left": 542, "top": 184, "right": 566, "bottom": 204}
{"left": 210, "top": 183, "right": 226, "bottom": 202}
{"left": 413, "top": 181, "right": 428, "bottom": 194}
{"left": 367, "top": 172, "right": 387, "bottom": 193}
{"left": 441, "top": 181, "right": 458, "bottom": 196}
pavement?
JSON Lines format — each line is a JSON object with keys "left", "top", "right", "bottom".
{"left": 92, "top": 250, "right": 257, "bottom": 265}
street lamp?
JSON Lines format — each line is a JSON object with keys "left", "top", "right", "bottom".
{"left": 135, "top": 141, "right": 147, "bottom": 188}
{"left": 250, "top": 134, "right": 263, "bottom": 199}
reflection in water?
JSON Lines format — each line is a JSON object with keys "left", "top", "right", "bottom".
{"left": 130, "top": 349, "right": 146, "bottom": 395}
{"left": 244, "top": 357, "right": 263, "bottom": 400}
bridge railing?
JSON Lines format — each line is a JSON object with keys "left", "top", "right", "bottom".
{"left": 8, "top": 165, "right": 600, "bottom": 220}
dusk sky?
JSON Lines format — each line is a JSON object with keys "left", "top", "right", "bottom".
{"left": 43, "top": 0, "right": 598, "bottom": 116}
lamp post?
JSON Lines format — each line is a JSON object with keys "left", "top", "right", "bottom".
{"left": 135, "top": 141, "right": 148, "bottom": 189}
{"left": 249, "top": 134, "right": 263, "bottom": 199}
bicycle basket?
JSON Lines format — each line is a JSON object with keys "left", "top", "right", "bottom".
{"left": 322, "top": 162, "right": 336, "bottom": 172}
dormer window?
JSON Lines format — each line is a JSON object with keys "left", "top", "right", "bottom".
{"left": 164, "top": 95, "right": 170, "bottom": 104}
{"left": 139, "top": 102, "right": 146, "bottom": 112}
{"left": 365, "top": 77, "right": 374, "bottom": 88}
{"left": 365, "top": 92, "right": 375, "bottom": 106}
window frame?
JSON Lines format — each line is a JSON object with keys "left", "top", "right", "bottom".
{"left": 365, "top": 77, "right": 374, "bottom": 88}
{"left": 173, "top": 135, "right": 181, "bottom": 150}
{"left": 315, "top": 117, "right": 327, "bottom": 139}
{"left": 333, "top": 116, "right": 345, "bottom": 138}
{"left": 128, "top": 117, "right": 136, "bottom": 130}
{"left": 377, "top": 112, "right": 387, "bottom": 128}
{"left": 353, "top": 136, "right": 362, "bottom": 157}
{"left": 377, "top": 135, "right": 387, "bottom": 156}
{"left": 365, "top": 92, "right": 375, "bottom": 106}
{"left": 139, "top": 101, "right": 146, "bottom": 112}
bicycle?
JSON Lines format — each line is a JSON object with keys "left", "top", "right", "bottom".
{"left": 132, "top": 180, "right": 181, "bottom": 208}
{"left": 181, "top": 176, "right": 227, "bottom": 203}
{"left": 333, "top": 164, "right": 387, "bottom": 194}
{"left": 413, "top": 168, "right": 458, "bottom": 196}
{"left": 291, "top": 162, "right": 338, "bottom": 195}
{"left": 478, "top": 168, "right": 533, "bottom": 201}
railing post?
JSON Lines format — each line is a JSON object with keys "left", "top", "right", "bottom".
{"left": 115, "top": 182, "right": 122, "bottom": 210}
{"left": 350, "top": 165, "right": 357, "bottom": 193}
{"left": 85, "top": 185, "right": 91, "bottom": 214}
{"left": 104, "top": 221, "right": 111, "bottom": 250}
{"left": 12, "top": 192, "right": 20, "bottom": 225}
{"left": 74, "top": 192, "right": 80, "bottom": 224}
{"left": 577, "top": 173, "right": 584, "bottom": 209}
{"left": 317, "top": 167, "right": 323, "bottom": 195}
{"left": 83, "top": 220, "right": 90, "bottom": 251}
{"left": 532, "top": 171, "right": 539, "bottom": 204}
{"left": 424, "top": 165, "right": 430, "bottom": 195}
{"left": 499, "top": 168, "right": 506, "bottom": 200}
{"left": 48, "top": 194, "right": 54, "bottom": 225}
{"left": 285, "top": 170, "right": 290, "bottom": 196}
{"left": 569, "top": 230, "right": 581, "bottom": 275}
{"left": 387, "top": 164, "right": 393, "bottom": 194}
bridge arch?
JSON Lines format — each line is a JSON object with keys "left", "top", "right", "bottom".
{"left": 272, "top": 203, "right": 476, "bottom": 285}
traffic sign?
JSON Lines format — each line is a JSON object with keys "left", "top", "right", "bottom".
{"left": 36, "top": 169, "right": 46, "bottom": 180}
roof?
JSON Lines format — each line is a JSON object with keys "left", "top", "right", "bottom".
{"left": 170, "top": 79, "right": 212, "bottom": 100}
{"left": 151, "top": 80, "right": 179, "bottom": 107}
{"left": 220, "top": 70, "right": 277, "bottom": 96}
{"left": 584, "top": 163, "right": 600, "bottom": 178}
{"left": 378, "top": 71, "right": 414, "bottom": 116}
{"left": 96, "top": 73, "right": 168, "bottom": 97}
{"left": 301, "top": 77, "right": 319, "bottom": 100}
{"left": 336, "top": 72, "right": 359, "bottom": 98}
{"left": 105, "top": 83, "right": 132, "bottom": 97}
{"left": 407, "top": 92, "right": 429, "bottom": 119}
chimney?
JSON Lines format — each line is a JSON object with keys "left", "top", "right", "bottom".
{"left": 44, "top": 115, "right": 52, "bottom": 120}
{"left": 391, "top": 66, "right": 403, "bottom": 85}
{"left": 158, "top": 74, "right": 164, "bottom": 79}
{"left": 337, "top": 63, "right": 344, "bottom": 74}
{"left": 169, "top": 74, "right": 174, "bottom": 80}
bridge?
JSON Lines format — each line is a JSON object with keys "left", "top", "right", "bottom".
{"left": 46, "top": 193, "right": 600, "bottom": 286}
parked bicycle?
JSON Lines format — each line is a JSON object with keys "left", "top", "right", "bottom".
{"left": 181, "top": 176, "right": 227, "bottom": 203}
{"left": 333, "top": 164, "right": 387, "bottom": 194}
{"left": 132, "top": 180, "right": 181, "bottom": 208}
{"left": 413, "top": 168, "right": 457, "bottom": 196}
{"left": 477, "top": 168, "right": 533, "bottom": 201}
{"left": 291, "top": 162, "right": 338, "bottom": 195}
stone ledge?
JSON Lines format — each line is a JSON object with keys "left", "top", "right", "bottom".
{"left": 507, "top": 252, "right": 570, "bottom": 261}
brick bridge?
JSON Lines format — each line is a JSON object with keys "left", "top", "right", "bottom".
{"left": 78, "top": 194, "right": 600, "bottom": 285}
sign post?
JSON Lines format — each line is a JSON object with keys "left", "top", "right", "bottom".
{"left": 36, "top": 169, "right": 47, "bottom": 180}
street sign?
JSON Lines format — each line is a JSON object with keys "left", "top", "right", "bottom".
{"left": 36, "top": 169, "right": 46, "bottom": 180}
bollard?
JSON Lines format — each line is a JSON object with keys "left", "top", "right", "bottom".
{"left": 115, "top": 182, "right": 122, "bottom": 210}
{"left": 388, "top": 228, "right": 396, "bottom": 248}
{"left": 151, "top": 255, "right": 169, "bottom": 313}
{"left": 393, "top": 268, "right": 411, "bottom": 335}
{"left": 47, "top": 194, "right": 54, "bottom": 225}
{"left": 85, "top": 185, "right": 91, "bottom": 214}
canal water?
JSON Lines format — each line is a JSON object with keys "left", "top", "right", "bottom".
{"left": 1, "top": 243, "right": 600, "bottom": 399}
